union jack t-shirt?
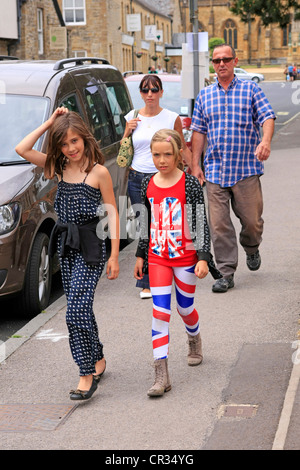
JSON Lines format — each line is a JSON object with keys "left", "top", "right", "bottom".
{"left": 147, "top": 173, "right": 198, "bottom": 267}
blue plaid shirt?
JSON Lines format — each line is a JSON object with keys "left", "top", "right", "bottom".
{"left": 190, "top": 77, "right": 276, "bottom": 187}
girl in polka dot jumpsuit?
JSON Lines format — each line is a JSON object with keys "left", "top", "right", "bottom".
{"left": 15, "top": 107, "right": 120, "bottom": 400}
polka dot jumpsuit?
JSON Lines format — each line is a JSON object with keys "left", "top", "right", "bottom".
{"left": 54, "top": 169, "right": 106, "bottom": 376}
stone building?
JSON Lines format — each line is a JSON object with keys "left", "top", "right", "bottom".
{"left": 188, "top": 0, "right": 300, "bottom": 65}
{"left": 0, "top": 0, "right": 183, "bottom": 73}
{"left": 0, "top": 0, "right": 299, "bottom": 72}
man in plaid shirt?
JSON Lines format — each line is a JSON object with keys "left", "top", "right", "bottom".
{"left": 190, "top": 44, "right": 276, "bottom": 293}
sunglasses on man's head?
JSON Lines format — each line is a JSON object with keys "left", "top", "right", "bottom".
{"left": 211, "top": 57, "right": 234, "bottom": 64}
{"left": 141, "top": 86, "right": 160, "bottom": 94}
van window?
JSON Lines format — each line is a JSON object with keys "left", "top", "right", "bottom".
{"left": 59, "top": 94, "right": 80, "bottom": 113}
{"left": 105, "top": 84, "right": 132, "bottom": 139}
{"left": 84, "top": 85, "right": 113, "bottom": 147}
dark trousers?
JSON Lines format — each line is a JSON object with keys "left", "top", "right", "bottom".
{"left": 60, "top": 249, "right": 105, "bottom": 376}
{"left": 206, "top": 176, "right": 264, "bottom": 278}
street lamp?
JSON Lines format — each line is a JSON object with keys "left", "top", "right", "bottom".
{"left": 190, "top": 0, "right": 199, "bottom": 101}
{"left": 130, "top": 0, "right": 135, "bottom": 71}
{"left": 164, "top": 55, "right": 170, "bottom": 72}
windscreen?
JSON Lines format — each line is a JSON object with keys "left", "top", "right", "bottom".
{"left": 0, "top": 95, "right": 49, "bottom": 163}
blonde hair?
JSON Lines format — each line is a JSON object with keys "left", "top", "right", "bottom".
{"left": 150, "top": 129, "right": 184, "bottom": 170}
{"left": 44, "top": 111, "right": 104, "bottom": 179}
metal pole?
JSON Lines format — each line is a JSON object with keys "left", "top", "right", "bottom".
{"left": 130, "top": 0, "right": 135, "bottom": 71}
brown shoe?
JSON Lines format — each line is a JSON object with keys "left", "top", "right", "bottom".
{"left": 147, "top": 358, "right": 172, "bottom": 397}
{"left": 187, "top": 332, "right": 203, "bottom": 366}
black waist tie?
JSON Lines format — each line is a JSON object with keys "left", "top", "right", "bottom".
{"left": 49, "top": 217, "right": 103, "bottom": 265}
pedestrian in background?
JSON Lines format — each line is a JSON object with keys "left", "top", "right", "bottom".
{"left": 15, "top": 107, "right": 120, "bottom": 400}
{"left": 171, "top": 63, "right": 179, "bottom": 74}
{"left": 134, "top": 129, "right": 220, "bottom": 397}
{"left": 191, "top": 44, "right": 276, "bottom": 293}
{"left": 123, "top": 74, "right": 192, "bottom": 299}
{"left": 292, "top": 64, "right": 297, "bottom": 81}
{"left": 288, "top": 64, "right": 294, "bottom": 81}
{"left": 148, "top": 65, "right": 157, "bottom": 73}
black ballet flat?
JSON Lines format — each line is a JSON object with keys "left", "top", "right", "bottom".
{"left": 69, "top": 376, "right": 98, "bottom": 401}
{"left": 93, "top": 358, "right": 106, "bottom": 383}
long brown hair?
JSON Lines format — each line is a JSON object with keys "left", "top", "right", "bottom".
{"left": 44, "top": 111, "right": 104, "bottom": 179}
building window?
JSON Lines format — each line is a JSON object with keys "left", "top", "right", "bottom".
{"left": 37, "top": 9, "right": 44, "bottom": 55}
{"left": 282, "top": 24, "right": 291, "bottom": 46}
{"left": 73, "top": 50, "right": 87, "bottom": 57}
{"left": 224, "top": 19, "right": 237, "bottom": 49}
{"left": 63, "top": 0, "right": 86, "bottom": 25}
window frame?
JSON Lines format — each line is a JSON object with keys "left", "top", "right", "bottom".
{"left": 105, "top": 83, "right": 132, "bottom": 140}
{"left": 224, "top": 19, "right": 238, "bottom": 50}
{"left": 84, "top": 83, "right": 115, "bottom": 148}
{"left": 73, "top": 50, "right": 87, "bottom": 58}
{"left": 37, "top": 8, "right": 44, "bottom": 55}
{"left": 62, "top": 0, "right": 86, "bottom": 26}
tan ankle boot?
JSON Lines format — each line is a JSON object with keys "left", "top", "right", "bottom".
{"left": 147, "top": 358, "right": 172, "bottom": 397}
{"left": 187, "top": 332, "right": 203, "bottom": 366}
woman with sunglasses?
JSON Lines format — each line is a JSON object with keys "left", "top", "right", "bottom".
{"left": 123, "top": 74, "right": 192, "bottom": 299}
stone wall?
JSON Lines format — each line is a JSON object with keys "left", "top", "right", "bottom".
{"left": 1, "top": 0, "right": 179, "bottom": 74}
{"left": 195, "top": 0, "right": 299, "bottom": 64}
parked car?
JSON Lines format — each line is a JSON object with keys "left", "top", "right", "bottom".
{"left": 0, "top": 57, "right": 132, "bottom": 318}
{"left": 234, "top": 67, "right": 264, "bottom": 83}
{"left": 122, "top": 71, "right": 143, "bottom": 78}
{"left": 124, "top": 73, "right": 194, "bottom": 148}
{"left": 214, "top": 67, "right": 264, "bottom": 83}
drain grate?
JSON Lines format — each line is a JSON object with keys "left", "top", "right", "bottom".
{"left": 0, "top": 404, "right": 77, "bottom": 432}
{"left": 218, "top": 404, "right": 258, "bottom": 419}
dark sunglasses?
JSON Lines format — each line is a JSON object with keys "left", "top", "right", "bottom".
{"left": 141, "top": 86, "right": 160, "bottom": 94}
{"left": 211, "top": 57, "right": 234, "bottom": 64}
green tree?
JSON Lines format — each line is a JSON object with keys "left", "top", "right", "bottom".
{"left": 230, "top": 0, "right": 300, "bottom": 63}
{"left": 229, "top": 1, "right": 256, "bottom": 63}
{"left": 208, "top": 38, "right": 225, "bottom": 72}
{"left": 231, "top": 0, "right": 300, "bottom": 28}
{"left": 208, "top": 37, "right": 225, "bottom": 56}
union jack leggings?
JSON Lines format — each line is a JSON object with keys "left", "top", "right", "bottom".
{"left": 148, "top": 262, "right": 200, "bottom": 360}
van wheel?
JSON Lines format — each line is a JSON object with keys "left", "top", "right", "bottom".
{"left": 20, "top": 232, "right": 52, "bottom": 318}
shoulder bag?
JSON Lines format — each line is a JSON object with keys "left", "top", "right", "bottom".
{"left": 117, "top": 109, "right": 139, "bottom": 168}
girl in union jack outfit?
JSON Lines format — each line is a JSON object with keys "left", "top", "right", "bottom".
{"left": 134, "top": 129, "right": 221, "bottom": 397}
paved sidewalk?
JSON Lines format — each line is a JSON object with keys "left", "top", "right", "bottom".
{"left": 0, "top": 115, "right": 299, "bottom": 452}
